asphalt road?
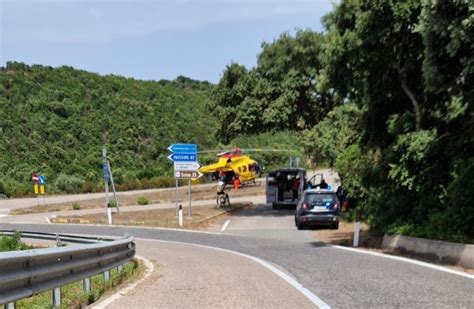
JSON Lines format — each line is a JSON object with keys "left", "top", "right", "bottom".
{"left": 1, "top": 169, "right": 473, "bottom": 308}
{"left": 106, "top": 239, "right": 316, "bottom": 308}
{"left": 3, "top": 216, "right": 473, "bottom": 308}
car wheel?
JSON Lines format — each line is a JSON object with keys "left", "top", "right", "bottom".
{"left": 296, "top": 220, "right": 304, "bottom": 230}
{"left": 332, "top": 223, "right": 339, "bottom": 230}
{"left": 272, "top": 203, "right": 278, "bottom": 209}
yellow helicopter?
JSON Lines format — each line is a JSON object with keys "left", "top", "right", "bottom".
{"left": 198, "top": 147, "right": 293, "bottom": 185}
{"left": 198, "top": 147, "right": 260, "bottom": 185}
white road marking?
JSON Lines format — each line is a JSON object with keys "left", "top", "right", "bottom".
{"left": 220, "top": 220, "right": 231, "bottom": 232}
{"left": 91, "top": 256, "right": 155, "bottom": 309}
{"left": 44, "top": 217, "right": 51, "bottom": 224}
{"left": 0, "top": 214, "right": 10, "bottom": 218}
{"left": 135, "top": 238, "right": 330, "bottom": 309}
{"left": 331, "top": 245, "right": 474, "bottom": 280}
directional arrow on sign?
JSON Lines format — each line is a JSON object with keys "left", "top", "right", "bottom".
{"left": 167, "top": 153, "right": 197, "bottom": 162}
{"left": 168, "top": 144, "right": 197, "bottom": 154}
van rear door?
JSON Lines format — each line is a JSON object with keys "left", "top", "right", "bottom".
{"left": 266, "top": 174, "right": 277, "bottom": 204}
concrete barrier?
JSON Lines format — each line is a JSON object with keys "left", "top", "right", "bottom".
{"left": 382, "top": 234, "right": 474, "bottom": 269}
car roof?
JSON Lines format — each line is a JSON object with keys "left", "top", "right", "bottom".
{"left": 305, "top": 189, "right": 336, "bottom": 194}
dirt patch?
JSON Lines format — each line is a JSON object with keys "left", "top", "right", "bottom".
{"left": 13, "top": 184, "right": 264, "bottom": 215}
{"left": 51, "top": 203, "right": 253, "bottom": 230}
{"left": 312, "top": 220, "right": 382, "bottom": 248}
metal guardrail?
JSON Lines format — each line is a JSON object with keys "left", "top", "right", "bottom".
{"left": 0, "top": 230, "right": 136, "bottom": 307}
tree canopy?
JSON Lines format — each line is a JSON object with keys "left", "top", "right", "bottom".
{"left": 210, "top": 0, "right": 473, "bottom": 242}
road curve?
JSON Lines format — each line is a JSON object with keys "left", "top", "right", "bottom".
{"left": 2, "top": 222, "right": 473, "bottom": 308}
{"left": 108, "top": 239, "right": 316, "bottom": 308}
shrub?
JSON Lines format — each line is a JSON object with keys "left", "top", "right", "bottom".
{"left": 55, "top": 174, "right": 85, "bottom": 194}
{"left": 137, "top": 196, "right": 149, "bottom": 205}
{"left": 72, "top": 202, "right": 81, "bottom": 210}
{"left": 0, "top": 231, "right": 32, "bottom": 252}
{"left": 108, "top": 200, "right": 117, "bottom": 208}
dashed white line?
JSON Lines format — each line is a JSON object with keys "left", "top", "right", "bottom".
{"left": 221, "top": 220, "right": 231, "bottom": 232}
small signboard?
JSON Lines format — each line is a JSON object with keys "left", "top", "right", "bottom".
{"left": 167, "top": 153, "right": 197, "bottom": 162}
{"left": 38, "top": 175, "right": 45, "bottom": 185}
{"left": 174, "top": 170, "right": 203, "bottom": 179}
{"left": 103, "top": 162, "right": 109, "bottom": 180}
{"left": 168, "top": 144, "right": 197, "bottom": 154}
{"left": 174, "top": 162, "right": 200, "bottom": 171}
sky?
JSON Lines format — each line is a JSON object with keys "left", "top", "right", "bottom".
{"left": 0, "top": 0, "right": 335, "bottom": 83}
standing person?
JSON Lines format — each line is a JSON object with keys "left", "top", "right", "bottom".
{"left": 233, "top": 175, "right": 240, "bottom": 191}
{"left": 292, "top": 175, "right": 301, "bottom": 201}
{"left": 216, "top": 176, "right": 229, "bottom": 206}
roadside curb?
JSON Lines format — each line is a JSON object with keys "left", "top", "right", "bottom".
{"left": 91, "top": 255, "right": 155, "bottom": 309}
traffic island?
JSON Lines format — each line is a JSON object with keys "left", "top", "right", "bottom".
{"left": 51, "top": 203, "right": 253, "bottom": 229}
{"left": 11, "top": 185, "right": 264, "bottom": 215}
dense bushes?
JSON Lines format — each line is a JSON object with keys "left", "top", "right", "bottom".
{"left": 0, "top": 63, "right": 216, "bottom": 196}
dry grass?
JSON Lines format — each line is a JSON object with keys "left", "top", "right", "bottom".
{"left": 51, "top": 203, "right": 252, "bottom": 229}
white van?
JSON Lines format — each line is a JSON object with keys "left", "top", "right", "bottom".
{"left": 266, "top": 168, "right": 306, "bottom": 209}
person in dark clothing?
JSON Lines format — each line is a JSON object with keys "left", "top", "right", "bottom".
{"left": 292, "top": 175, "right": 301, "bottom": 200}
{"left": 319, "top": 179, "right": 328, "bottom": 189}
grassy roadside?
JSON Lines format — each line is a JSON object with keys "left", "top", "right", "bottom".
{"left": 51, "top": 203, "right": 252, "bottom": 229}
{"left": 17, "top": 259, "right": 141, "bottom": 308}
{"left": 0, "top": 232, "right": 33, "bottom": 252}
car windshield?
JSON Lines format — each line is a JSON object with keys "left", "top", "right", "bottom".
{"left": 304, "top": 193, "right": 336, "bottom": 207}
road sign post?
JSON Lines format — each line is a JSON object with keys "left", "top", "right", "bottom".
{"left": 103, "top": 148, "right": 111, "bottom": 225}
{"left": 168, "top": 143, "right": 199, "bottom": 218}
{"left": 38, "top": 175, "right": 46, "bottom": 205}
{"left": 188, "top": 180, "right": 192, "bottom": 217}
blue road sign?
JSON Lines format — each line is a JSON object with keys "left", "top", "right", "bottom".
{"left": 38, "top": 175, "right": 45, "bottom": 185}
{"left": 103, "top": 162, "right": 109, "bottom": 180}
{"left": 167, "top": 153, "right": 197, "bottom": 162}
{"left": 168, "top": 144, "right": 197, "bottom": 154}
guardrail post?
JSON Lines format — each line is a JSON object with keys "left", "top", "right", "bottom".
{"left": 117, "top": 264, "right": 123, "bottom": 273}
{"left": 55, "top": 234, "right": 62, "bottom": 247}
{"left": 103, "top": 270, "right": 110, "bottom": 282}
{"left": 52, "top": 287, "right": 61, "bottom": 307}
{"left": 83, "top": 277, "right": 91, "bottom": 293}
{"left": 4, "top": 302, "right": 15, "bottom": 309}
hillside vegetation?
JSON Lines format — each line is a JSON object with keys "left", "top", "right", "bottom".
{"left": 0, "top": 63, "right": 299, "bottom": 197}
{"left": 0, "top": 62, "right": 217, "bottom": 196}
{"left": 210, "top": 0, "right": 473, "bottom": 243}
